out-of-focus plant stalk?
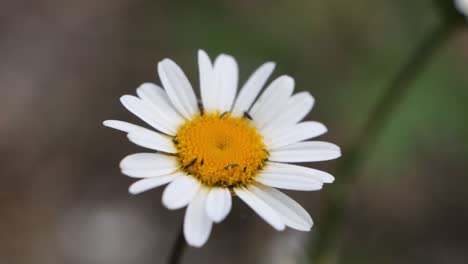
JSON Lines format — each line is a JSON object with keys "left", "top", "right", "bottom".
{"left": 167, "top": 224, "right": 186, "bottom": 264}
{"left": 308, "top": 6, "right": 463, "bottom": 264}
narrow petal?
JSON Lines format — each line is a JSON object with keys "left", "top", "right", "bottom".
{"left": 136, "top": 82, "right": 185, "bottom": 134}
{"left": 263, "top": 121, "right": 327, "bottom": 149}
{"left": 120, "top": 95, "right": 176, "bottom": 135}
{"left": 104, "top": 119, "right": 177, "bottom": 154}
{"left": 158, "top": 59, "right": 199, "bottom": 119}
{"left": 256, "top": 171, "right": 323, "bottom": 191}
{"left": 127, "top": 129, "right": 176, "bottom": 153}
{"left": 198, "top": 50, "right": 216, "bottom": 112}
{"left": 234, "top": 187, "right": 285, "bottom": 231}
{"left": 269, "top": 141, "right": 341, "bottom": 163}
{"left": 249, "top": 76, "right": 294, "bottom": 128}
{"left": 162, "top": 175, "right": 201, "bottom": 210}
{"left": 250, "top": 184, "right": 313, "bottom": 231}
{"left": 103, "top": 120, "right": 148, "bottom": 133}
{"left": 231, "top": 62, "right": 275, "bottom": 117}
{"left": 128, "top": 175, "right": 174, "bottom": 195}
{"left": 205, "top": 187, "right": 232, "bottom": 223}
{"left": 264, "top": 162, "right": 335, "bottom": 183}
{"left": 262, "top": 92, "right": 314, "bottom": 133}
{"left": 213, "top": 54, "right": 238, "bottom": 112}
{"left": 119, "top": 153, "right": 179, "bottom": 178}
{"left": 184, "top": 188, "right": 213, "bottom": 247}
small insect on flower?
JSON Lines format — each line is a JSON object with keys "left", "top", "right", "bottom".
{"left": 103, "top": 50, "right": 341, "bottom": 247}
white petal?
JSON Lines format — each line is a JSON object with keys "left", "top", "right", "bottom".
{"left": 158, "top": 59, "right": 199, "bottom": 119}
{"left": 256, "top": 171, "right": 323, "bottom": 191}
{"left": 250, "top": 184, "right": 312, "bottom": 231}
{"left": 162, "top": 175, "right": 201, "bottom": 210}
{"left": 250, "top": 76, "right": 294, "bottom": 128}
{"left": 128, "top": 175, "right": 174, "bottom": 195}
{"left": 263, "top": 121, "right": 327, "bottom": 149}
{"left": 234, "top": 187, "right": 285, "bottom": 231}
{"left": 136, "top": 82, "right": 185, "bottom": 134}
{"left": 212, "top": 54, "right": 238, "bottom": 112}
{"left": 103, "top": 120, "right": 148, "bottom": 133}
{"left": 104, "top": 119, "right": 177, "bottom": 153}
{"left": 127, "top": 129, "right": 176, "bottom": 153}
{"left": 264, "top": 162, "right": 335, "bottom": 183}
{"left": 262, "top": 92, "right": 314, "bottom": 134}
{"left": 119, "top": 153, "right": 179, "bottom": 178}
{"left": 205, "top": 187, "right": 232, "bottom": 223}
{"left": 184, "top": 188, "right": 213, "bottom": 247}
{"left": 455, "top": 0, "right": 468, "bottom": 17}
{"left": 231, "top": 62, "right": 275, "bottom": 117}
{"left": 198, "top": 50, "right": 216, "bottom": 112}
{"left": 120, "top": 95, "right": 176, "bottom": 135}
{"left": 269, "top": 141, "right": 341, "bottom": 163}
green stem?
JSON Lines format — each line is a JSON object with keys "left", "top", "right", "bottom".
{"left": 167, "top": 224, "right": 187, "bottom": 264}
{"left": 308, "top": 20, "right": 460, "bottom": 264}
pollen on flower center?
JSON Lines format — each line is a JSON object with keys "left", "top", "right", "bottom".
{"left": 174, "top": 112, "right": 268, "bottom": 187}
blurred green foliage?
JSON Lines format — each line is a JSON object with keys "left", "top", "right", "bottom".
{"left": 162, "top": 0, "right": 467, "bottom": 172}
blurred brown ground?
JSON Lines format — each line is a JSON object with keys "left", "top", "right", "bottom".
{"left": 1, "top": 1, "right": 468, "bottom": 264}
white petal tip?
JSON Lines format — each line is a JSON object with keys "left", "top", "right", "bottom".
{"left": 299, "top": 91, "right": 315, "bottom": 105}
{"left": 278, "top": 75, "right": 294, "bottom": 86}
{"left": 128, "top": 184, "right": 147, "bottom": 195}
{"left": 161, "top": 195, "right": 181, "bottom": 210}
{"left": 276, "top": 225, "right": 286, "bottom": 231}
{"left": 198, "top": 49, "right": 209, "bottom": 56}
{"left": 157, "top": 60, "right": 167, "bottom": 71}
{"left": 317, "top": 123, "right": 328, "bottom": 134}
{"left": 158, "top": 58, "right": 172, "bottom": 66}
{"left": 128, "top": 188, "right": 140, "bottom": 195}
{"left": 136, "top": 82, "right": 154, "bottom": 92}
{"left": 211, "top": 214, "right": 227, "bottom": 224}
{"left": 119, "top": 154, "right": 132, "bottom": 169}
{"left": 128, "top": 176, "right": 173, "bottom": 195}
{"left": 162, "top": 203, "right": 178, "bottom": 210}
{"left": 121, "top": 170, "right": 136, "bottom": 178}
{"left": 119, "top": 94, "right": 131, "bottom": 102}
{"left": 207, "top": 212, "right": 226, "bottom": 223}
{"left": 162, "top": 197, "right": 182, "bottom": 210}
{"left": 455, "top": 0, "right": 468, "bottom": 17}
{"left": 265, "top": 61, "right": 276, "bottom": 69}
{"left": 102, "top": 120, "right": 112, "bottom": 127}
{"left": 212, "top": 212, "right": 229, "bottom": 223}
{"left": 185, "top": 239, "right": 207, "bottom": 248}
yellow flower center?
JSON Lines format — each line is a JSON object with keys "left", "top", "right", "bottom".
{"left": 175, "top": 112, "right": 268, "bottom": 187}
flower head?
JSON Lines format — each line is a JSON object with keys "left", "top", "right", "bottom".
{"left": 104, "top": 50, "right": 341, "bottom": 247}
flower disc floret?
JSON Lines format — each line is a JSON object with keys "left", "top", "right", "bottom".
{"left": 175, "top": 113, "right": 268, "bottom": 187}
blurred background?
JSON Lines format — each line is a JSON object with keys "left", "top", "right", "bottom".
{"left": 1, "top": 0, "right": 468, "bottom": 263}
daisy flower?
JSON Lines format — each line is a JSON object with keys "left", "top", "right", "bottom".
{"left": 103, "top": 50, "right": 341, "bottom": 247}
